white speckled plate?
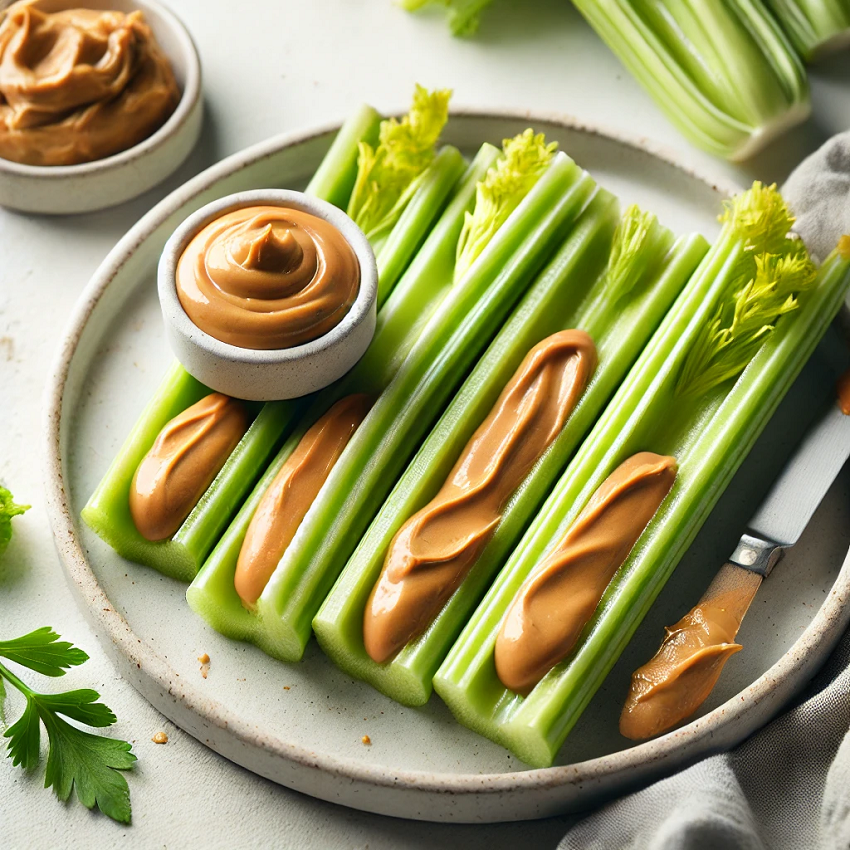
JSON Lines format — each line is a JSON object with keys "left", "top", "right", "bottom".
{"left": 44, "top": 113, "right": 850, "bottom": 823}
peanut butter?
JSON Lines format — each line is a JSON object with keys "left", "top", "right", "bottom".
{"left": 176, "top": 206, "right": 360, "bottom": 351}
{"left": 130, "top": 393, "right": 249, "bottom": 542}
{"left": 363, "top": 330, "right": 597, "bottom": 664}
{"left": 234, "top": 394, "right": 371, "bottom": 608}
{"left": 619, "top": 567, "right": 760, "bottom": 740}
{"left": 0, "top": 1, "right": 179, "bottom": 166}
{"left": 837, "top": 367, "right": 850, "bottom": 415}
{"left": 495, "top": 452, "right": 678, "bottom": 695}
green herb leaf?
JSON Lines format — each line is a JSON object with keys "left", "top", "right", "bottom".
{"left": 0, "top": 627, "right": 89, "bottom": 678}
{"left": 347, "top": 84, "right": 451, "bottom": 240}
{"left": 454, "top": 129, "right": 557, "bottom": 281}
{"left": 0, "top": 632, "right": 135, "bottom": 824}
{"left": 0, "top": 485, "right": 29, "bottom": 559}
{"left": 41, "top": 711, "right": 135, "bottom": 824}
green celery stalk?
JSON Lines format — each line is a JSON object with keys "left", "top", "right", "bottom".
{"left": 572, "top": 0, "right": 809, "bottom": 160}
{"left": 313, "top": 198, "right": 709, "bottom": 706}
{"left": 304, "top": 104, "right": 382, "bottom": 209}
{"left": 765, "top": 0, "right": 850, "bottom": 61}
{"left": 186, "top": 144, "right": 502, "bottom": 645}
{"left": 255, "top": 153, "right": 597, "bottom": 663}
{"left": 435, "top": 195, "right": 850, "bottom": 768}
{"left": 82, "top": 107, "right": 453, "bottom": 581}
{"left": 373, "top": 145, "right": 467, "bottom": 308}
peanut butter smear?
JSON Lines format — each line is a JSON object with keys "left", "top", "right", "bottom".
{"left": 176, "top": 206, "right": 361, "bottom": 350}
{"left": 129, "top": 393, "right": 249, "bottom": 542}
{"left": 495, "top": 452, "right": 678, "bottom": 695}
{"left": 619, "top": 567, "right": 761, "bottom": 740}
{"left": 234, "top": 394, "right": 371, "bottom": 608}
{"left": 837, "top": 367, "right": 850, "bottom": 415}
{"left": 0, "top": 2, "right": 179, "bottom": 166}
{"left": 363, "top": 330, "right": 597, "bottom": 664}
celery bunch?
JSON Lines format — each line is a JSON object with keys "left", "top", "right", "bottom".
{"left": 569, "top": 1, "right": 809, "bottom": 161}
{"left": 435, "top": 184, "right": 850, "bottom": 767}
{"left": 313, "top": 199, "right": 708, "bottom": 706}
{"left": 83, "top": 92, "right": 462, "bottom": 582}
{"left": 766, "top": 0, "right": 850, "bottom": 61}
{"left": 186, "top": 135, "right": 566, "bottom": 656}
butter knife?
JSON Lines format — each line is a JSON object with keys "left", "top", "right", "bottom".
{"left": 620, "top": 375, "right": 850, "bottom": 740}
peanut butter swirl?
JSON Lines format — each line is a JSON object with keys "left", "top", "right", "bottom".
{"left": 130, "top": 393, "right": 249, "bottom": 542}
{"left": 363, "top": 330, "right": 597, "bottom": 664}
{"left": 234, "top": 394, "right": 371, "bottom": 608}
{"left": 176, "top": 206, "right": 360, "bottom": 351}
{"left": 0, "top": 1, "right": 179, "bottom": 166}
{"left": 495, "top": 452, "right": 678, "bottom": 695}
{"left": 619, "top": 568, "right": 760, "bottom": 740}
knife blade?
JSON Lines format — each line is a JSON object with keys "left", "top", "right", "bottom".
{"left": 619, "top": 375, "right": 850, "bottom": 741}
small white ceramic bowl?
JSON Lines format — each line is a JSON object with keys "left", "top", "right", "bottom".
{"left": 0, "top": 0, "right": 202, "bottom": 214}
{"left": 158, "top": 189, "right": 378, "bottom": 401}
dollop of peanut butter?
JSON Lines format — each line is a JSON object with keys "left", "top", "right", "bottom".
{"left": 234, "top": 394, "right": 371, "bottom": 608}
{"left": 495, "top": 452, "right": 678, "bottom": 695}
{"left": 129, "top": 393, "right": 249, "bottom": 542}
{"left": 176, "top": 206, "right": 361, "bottom": 351}
{"left": 0, "top": 1, "right": 179, "bottom": 166}
{"left": 363, "top": 330, "right": 597, "bottom": 664}
{"left": 619, "top": 568, "right": 760, "bottom": 740}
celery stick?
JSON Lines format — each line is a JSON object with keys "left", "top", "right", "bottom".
{"left": 255, "top": 153, "right": 596, "bottom": 662}
{"left": 304, "top": 104, "right": 381, "bottom": 209}
{"left": 187, "top": 145, "right": 501, "bottom": 644}
{"left": 435, "top": 212, "right": 849, "bottom": 768}
{"left": 373, "top": 145, "right": 466, "bottom": 308}
{"left": 313, "top": 203, "right": 709, "bottom": 706}
{"left": 572, "top": 0, "right": 809, "bottom": 160}
{"left": 766, "top": 0, "right": 850, "bottom": 61}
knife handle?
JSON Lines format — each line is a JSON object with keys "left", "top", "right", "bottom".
{"left": 729, "top": 533, "right": 785, "bottom": 577}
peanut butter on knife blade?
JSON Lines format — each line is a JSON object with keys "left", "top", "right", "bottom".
{"left": 495, "top": 452, "right": 677, "bottom": 695}
{"left": 620, "top": 566, "right": 761, "bottom": 740}
{"left": 235, "top": 394, "right": 371, "bottom": 609}
{"left": 363, "top": 330, "right": 597, "bottom": 664}
{"left": 130, "top": 394, "right": 249, "bottom": 542}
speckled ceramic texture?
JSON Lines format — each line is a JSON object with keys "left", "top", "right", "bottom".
{"left": 44, "top": 113, "right": 850, "bottom": 823}
{"left": 158, "top": 190, "right": 378, "bottom": 401}
{"left": 0, "top": 0, "right": 202, "bottom": 215}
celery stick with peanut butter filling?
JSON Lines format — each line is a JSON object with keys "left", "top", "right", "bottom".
{"left": 364, "top": 330, "right": 597, "bottom": 664}
{"left": 314, "top": 199, "right": 707, "bottom": 707}
{"left": 235, "top": 394, "right": 371, "bottom": 608}
{"left": 130, "top": 394, "right": 250, "bottom": 542}
{"left": 495, "top": 452, "right": 677, "bottom": 695}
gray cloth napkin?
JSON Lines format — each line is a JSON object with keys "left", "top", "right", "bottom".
{"left": 558, "top": 133, "right": 850, "bottom": 850}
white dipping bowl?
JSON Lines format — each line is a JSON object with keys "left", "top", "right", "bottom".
{"left": 158, "top": 190, "right": 378, "bottom": 401}
{"left": 0, "top": 0, "right": 202, "bottom": 214}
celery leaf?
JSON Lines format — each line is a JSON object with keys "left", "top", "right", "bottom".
{"left": 347, "top": 84, "right": 451, "bottom": 241}
{"left": 454, "top": 129, "right": 557, "bottom": 281}
{"left": 0, "top": 485, "right": 29, "bottom": 559}
{"left": 398, "top": 0, "right": 496, "bottom": 36}
{"left": 606, "top": 204, "right": 660, "bottom": 300}
{"left": 0, "top": 627, "right": 89, "bottom": 678}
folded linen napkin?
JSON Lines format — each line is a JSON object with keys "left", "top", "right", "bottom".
{"left": 558, "top": 132, "right": 850, "bottom": 850}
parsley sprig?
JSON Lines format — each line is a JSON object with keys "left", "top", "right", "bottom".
{"left": 0, "top": 628, "right": 136, "bottom": 823}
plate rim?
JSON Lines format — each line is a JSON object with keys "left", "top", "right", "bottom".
{"left": 42, "top": 109, "right": 850, "bottom": 815}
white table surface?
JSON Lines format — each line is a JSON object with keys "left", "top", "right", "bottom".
{"left": 2, "top": 2, "right": 849, "bottom": 847}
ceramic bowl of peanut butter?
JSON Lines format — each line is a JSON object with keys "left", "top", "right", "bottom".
{"left": 0, "top": 0, "right": 202, "bottom": 214}
{"left": 158, "top": 189, "right": 378, "bottom": 401}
